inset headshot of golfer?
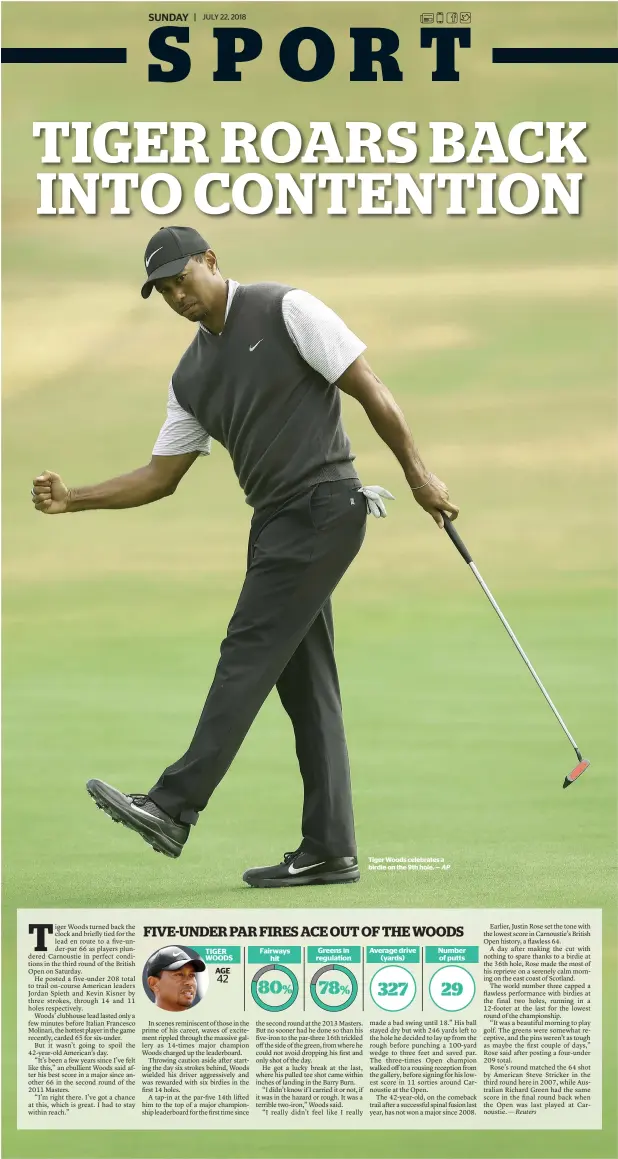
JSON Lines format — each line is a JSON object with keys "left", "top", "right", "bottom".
{"left": 144, "top": 945, "right": 206, "bottom": 1012}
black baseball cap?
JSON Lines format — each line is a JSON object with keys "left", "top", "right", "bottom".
{"left": 141, "top": 226, "right": 210, "bottom": 298}
{"left": 146, "top": 946, "right": 206, "bottom": 977}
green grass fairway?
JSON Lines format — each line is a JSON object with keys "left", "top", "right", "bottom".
{"left": 2, "top": 3, "right": 617, "bottom": 1158}
{"left": 2, "top": 574, "right": 616, "bottom": 912}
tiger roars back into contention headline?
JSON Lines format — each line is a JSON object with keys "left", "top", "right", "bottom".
{"left": 34, "top": 120, "right": 588, "bottom": 218}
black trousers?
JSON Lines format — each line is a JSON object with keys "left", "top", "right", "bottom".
{"left": 148, "top": 479, "right": 367, "bottom": 857}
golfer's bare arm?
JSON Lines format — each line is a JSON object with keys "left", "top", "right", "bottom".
{"left": 31, "top": 453, "right": 199, "bottom": 515}
{"left": 337, "top": 355, "right": 459, "bottom": 525}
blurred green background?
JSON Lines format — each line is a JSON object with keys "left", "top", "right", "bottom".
{"left": 2, "top": 3, "right": 616, "bottom": 1158}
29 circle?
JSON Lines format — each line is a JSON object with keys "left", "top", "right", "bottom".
{"left": 428, "top": 966, "right": 475, "bottom": 1011}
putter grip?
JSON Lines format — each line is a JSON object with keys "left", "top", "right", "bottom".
{"left": 443, "top": 517, "right": 473, "bottom": 564}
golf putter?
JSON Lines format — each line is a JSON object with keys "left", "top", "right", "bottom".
{"left": 442, "top": 516, "right": 590, "bottom": 789}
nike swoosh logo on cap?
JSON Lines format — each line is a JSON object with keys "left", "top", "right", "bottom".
{"left": 249, "top": 340, "right": 263, "bottom": 352}
{"left": 288, "top": 860, "right": 326, "bottom": 876}
{"left": 146, "top": 246, "right": 163, "bottom": 268}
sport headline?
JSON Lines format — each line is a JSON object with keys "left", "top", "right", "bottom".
{"left": 142, "top": 924, "right": 466, "bottom": 937}
{"left": 33, "top": 119, "right": 588, "bottom": 218}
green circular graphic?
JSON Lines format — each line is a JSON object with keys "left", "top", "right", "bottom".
{"left": 251, "top": 964, "right": 299, "bottom": 1011}
{"left": 428, "top": 965, "right": 476, "bottom": 1011}
{"left": 369, "top": 965, "right": 416, "bottom": 1012}
{"left": 310, "top": 964, "right": 358, "bottom": 1011}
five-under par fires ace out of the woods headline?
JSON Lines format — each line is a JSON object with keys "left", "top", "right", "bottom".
{"left": 33, "top": 120, "right": 589, "bottom": 218}
{"left": 29, "top": 923, "right": 466, "bottom": 946}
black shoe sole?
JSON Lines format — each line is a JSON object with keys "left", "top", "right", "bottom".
{"left": 86, "top": 780, "right": 185, "bottom": 859}
{"left": 243, "top": 869, "right": 360, "bottom": 888}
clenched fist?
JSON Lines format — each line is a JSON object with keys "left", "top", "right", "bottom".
{"left": 31, "top": 471, "right": 69, "bottom": 515}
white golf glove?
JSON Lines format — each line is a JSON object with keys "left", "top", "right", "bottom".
{"left": 358, "top": 485, "right": 396, "bottom": 518}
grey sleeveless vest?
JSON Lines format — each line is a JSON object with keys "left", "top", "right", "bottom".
{"left": 171, "top": 282, "right": 359, "bottom": 510}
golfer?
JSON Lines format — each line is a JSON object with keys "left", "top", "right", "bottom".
{"left": 31, "top": 225, "right": 459, "bottom": 888}
{"left": 145, "top": 946, "right": 206, "bottom": 1011}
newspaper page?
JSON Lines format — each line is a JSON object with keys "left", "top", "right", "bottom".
{"left": 2, "top": 3, "right": 616, "bottom": 1159}
{"left": 19, "top": 908, "right": 601, "bottom": 1130}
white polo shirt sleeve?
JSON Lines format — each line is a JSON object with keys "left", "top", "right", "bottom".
{"left": 152, "top": 382, "right": 212, "bottom": 457}
{"left": 282, "top": 289, "right": 366, "bottom": 384}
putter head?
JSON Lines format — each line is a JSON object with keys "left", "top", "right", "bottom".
{"left": 563, "top": 759, "right": 590, "bottom": 789}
